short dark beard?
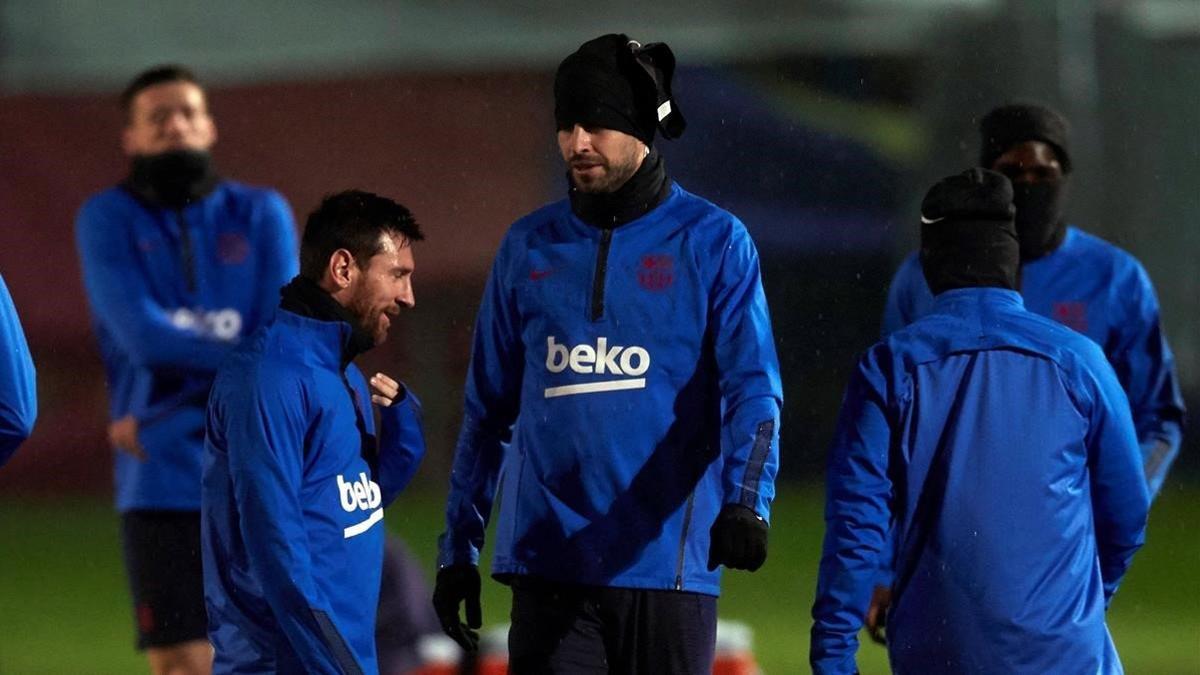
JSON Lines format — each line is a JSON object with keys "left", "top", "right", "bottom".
{"left": 342, "top": 283, "right": 383, "bottom": 346}
{"left": 567, "top": 147, "right": 671, "bottom": 229}
{"left": 574, "top": 151, "right": 641, "bottom": 194}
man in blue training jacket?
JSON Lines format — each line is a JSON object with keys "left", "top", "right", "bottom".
{"left": 0, "top": 273, "right": 36, "bottom": 467}
{"left": 869, "top": 102, "right": 1183, "bottom": 644}
{"left": 811, "top": 169, "right": 1149, "bottom": 674}
{"left": 433, "top": 34, "right": 783, "bottom": 674}
{"left": 883, "top": 103, "right": 1183, "bottom": 497}
{"left": 202, "top": 190, "right": 427, "bottom": 675}
{"left": 75, "top": 65, "right": 298, "bottom": 675}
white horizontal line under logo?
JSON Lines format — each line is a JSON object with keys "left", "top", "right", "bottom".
{"left": 343, "top": 508, "right": 383, "bottom": 538}
{"left": 544, "top": 378, "right": 646, "bottom": 398}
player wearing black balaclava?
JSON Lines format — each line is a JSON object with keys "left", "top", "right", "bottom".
{"left": 815, "top": 169, "right": 1147, "bottom": 675}
{"left": 884, "top": 102, "right": 1183, "bottom": 498}
{"left": 875, "top": 103, "right": 1185, "bottom": 647}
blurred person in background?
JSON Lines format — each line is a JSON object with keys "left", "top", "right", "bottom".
{"left": 433, "top": 33, "right": 782, "bottom": 674}
{"left": 202, "top": 190, "right": 426, "bottom": 675}
{"left": 811, "top": 169, "right": 1148, "bottom": 674}
{"left": 375, "top": 536, "right": 443, "bottom": 675}
{"left": 870, "top": 102, "right": 1184, "bottom": 642}
{"left": 74, "top": 64, "right": 298, "bottom": 675}
{"left": 0, "top": 273, "right": 37, "bottom": 467}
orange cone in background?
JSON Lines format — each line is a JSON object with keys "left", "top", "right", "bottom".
{"left": 474, "top": 624, "right": 510, "bottom": 675}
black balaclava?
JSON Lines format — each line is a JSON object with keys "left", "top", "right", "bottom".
{"left": 279, "top": 275, "right": 375, "bottom": 367}
{"left": 979, "top": 103, "right": 1071, "bottom": 260}
{"left": 125, "top": 148, "right": 219, "bottom": 210}
{"left": 555, "top": 34, "right": 685, "bottom": 228}
{"left": 920, "top": 168, "right": 1020, "bottom": 295}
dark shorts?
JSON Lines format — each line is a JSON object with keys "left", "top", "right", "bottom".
{"left": 120, "top": 510, "right": 209, "bottom": 650}
{"left": 507, "top": 576, "right": 717, "bottom": 675}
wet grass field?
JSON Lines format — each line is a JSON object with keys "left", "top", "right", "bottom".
{"left": 1, "top": 484, "right": 1196, "bottom": 674}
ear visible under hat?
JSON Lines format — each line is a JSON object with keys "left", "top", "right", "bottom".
{"left": 628, "top": 40, "right": 686, "bottom": 140}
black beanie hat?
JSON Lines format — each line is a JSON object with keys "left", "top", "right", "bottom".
{"left": 920, "top": 168, "right": 1020, "bottom": 295}
{"left": 979, "top": 103, "right": 1072, "bottom": 174}
{"left": 554, "top": 33, "right": 686, "bottom": 144}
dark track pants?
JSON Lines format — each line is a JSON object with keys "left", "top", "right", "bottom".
{"left": 507, "top": 576, "right": 717, "bottom": 675}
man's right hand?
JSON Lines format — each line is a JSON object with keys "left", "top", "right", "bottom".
{"left": 865, "top": 584, "right": 892, "bottom": 645}
{"left": 432, "top": 564, "right": 482, "bottom": 652}
{"left": 108, "top": 415, "right": 145, "bottom": 461}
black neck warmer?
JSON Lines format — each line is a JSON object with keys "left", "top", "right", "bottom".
{"left": 124, "top": 149, "right": 219, "bottom": 210}
{"left": 568, "top": 148, "right": 671, "bottom": 229}
{"left": 279, "top": 276, "right": 374, "bottom": 367}
{"left": 921, "top": 221, "right": 1020, "bottom": 295}
{"left": 1013, "top": 181, "right": 1068, "bottom": 260}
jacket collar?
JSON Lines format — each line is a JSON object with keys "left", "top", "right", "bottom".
{"left": 278, "top": 276, "right": 374, "bottom": 368}
{"left": 932, "top": 287, "right": 1024, "bottom": 314}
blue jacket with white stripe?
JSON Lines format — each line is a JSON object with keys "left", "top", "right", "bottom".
{"left": 76, "top": 181, "right": 298, "bottom": 511}
{"left": 438, "top": 184, "right": 783, "bottom": 595}
{"left": 202, "top": 308, "right": 425, "bottom": 674}
{"left": 812, "top": 288, "right": 1148, "bottom": 675}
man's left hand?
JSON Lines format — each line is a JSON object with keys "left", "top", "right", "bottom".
{"left": 108, "top": 415, "right": 145, "bottom": 461}
{"left": 369, "top": 372, "right": 401, "bottom": 407}
{"left": 707, "top": 504, "right": 768, "bottom": 571}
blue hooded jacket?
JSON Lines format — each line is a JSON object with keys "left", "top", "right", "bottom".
{"left": 76, "top": 181, "right": 298, "bottom": 511}
{"left": 439, "top": 184, "right": 782, "bottom": 595}
{"left": 203, "top": 308, "right": 426, "bottom": 675}
{"left": 883, "top": 226, "right": 1184, "bottom": 497}
{"left": 812, "top": 288, "right": 1148, "bottom": 675}
{"left": 0, "top": 273, "right": 36, "bottom": 467}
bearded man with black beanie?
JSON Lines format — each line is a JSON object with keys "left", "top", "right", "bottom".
{"left": 813, "top": 169, "right": 1148, "bottom": 675}
{"left": 75, "top": 65, "right": 298, "bottom": 675}
{"left": 434, "top": 34, "right": 782, "bottom": 674}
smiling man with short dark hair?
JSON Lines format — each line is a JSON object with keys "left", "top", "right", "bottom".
{"left": 202, "top": 190, "right": 427, "bottom": 675}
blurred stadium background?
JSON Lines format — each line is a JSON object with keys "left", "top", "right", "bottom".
{"left": 0, "top": 1, "right": 1196, "bottom": 672}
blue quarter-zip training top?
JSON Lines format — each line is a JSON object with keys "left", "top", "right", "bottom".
{"left": 439, "top": 184, "right": 783, "bottom": 595}
{"left": 75, "top": 181, "right": 297, "bottom": 511}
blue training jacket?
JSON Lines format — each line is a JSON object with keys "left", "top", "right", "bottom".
{"left": 883, "top": 226, "right": 1184, "bottom": 498}
{"left": 203, "top": 309, "right": 426, "bottom": 675}
{"left": 75, "top": 181, "right": 297, "bottom": 511}
{"left": 439, "top": 184, "right": 783, "bottom": 596}
{"left": 812, "top": 288, "right": 1149, "bottom": 675}
{"left": 0, "top": 273, "right": 36, "bottom": 467}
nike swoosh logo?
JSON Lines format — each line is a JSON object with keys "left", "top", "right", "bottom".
{"left": 920, "top": 215, "right": 945, "bottom": 224}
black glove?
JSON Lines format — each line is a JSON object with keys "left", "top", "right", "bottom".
{"left": 707, "top": 504, "right": 768, "bottom": 572}
{"left": 431, "top": 564, "right": 481, "bottom": 652}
